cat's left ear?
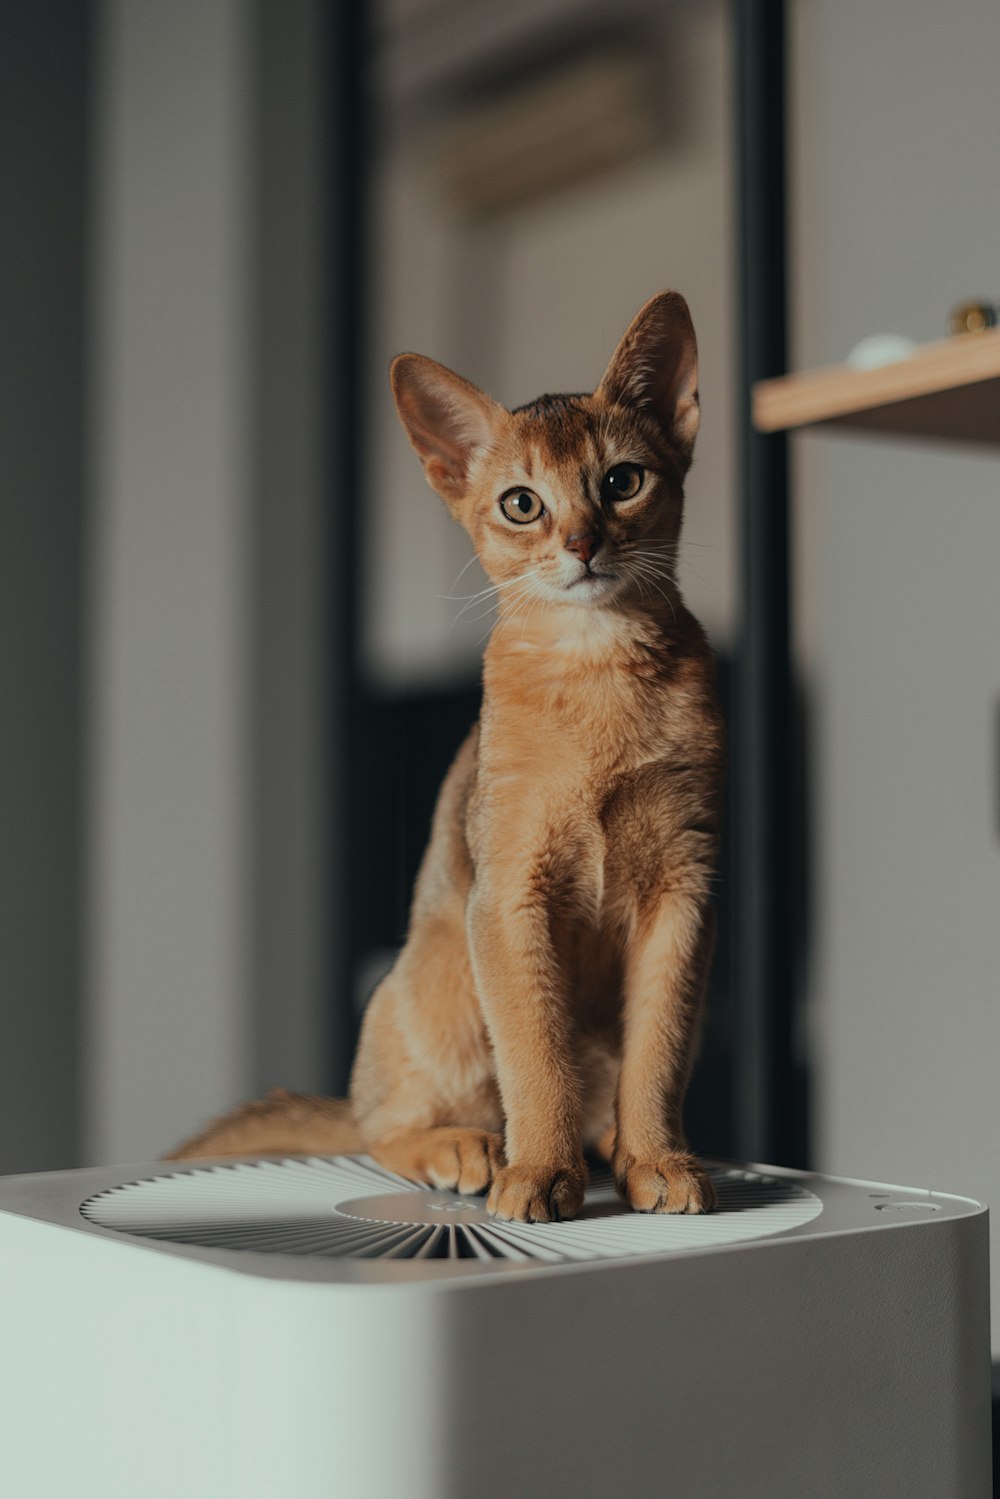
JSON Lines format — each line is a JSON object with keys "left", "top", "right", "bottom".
{"left": 391, "top": 354, "right": 504, "bottom": 509}
{"left": 596, "top": 291, "right": 700, "bottom": 473}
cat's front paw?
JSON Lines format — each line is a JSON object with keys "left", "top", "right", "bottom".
{"left": 487, "top": 1161, "right": 587, "bottom": 1223}
{"left": 615, "top": 1151, "right": 717, "bottom": 1215}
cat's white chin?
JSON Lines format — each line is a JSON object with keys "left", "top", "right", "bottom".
{"left": 563, "top": 571, "right": 619, "bottom": 603}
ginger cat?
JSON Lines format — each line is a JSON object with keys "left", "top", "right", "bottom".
{"left": 168, "top": 291, "right": 724, "bottom": 1223}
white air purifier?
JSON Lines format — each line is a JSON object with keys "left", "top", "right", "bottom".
{"left": 0, "top": 1154, "right": 991, "bottom": 1498}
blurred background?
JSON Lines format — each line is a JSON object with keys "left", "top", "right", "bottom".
{"left": 2, "top": 0, "right": 999, "bottom": 1382}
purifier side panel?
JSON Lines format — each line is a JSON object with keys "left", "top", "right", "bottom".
{"left": 228, "top": 1278, "right": 451, "bottom": 1499}
{"left": 434, "top": 1216, "right": 992, "bottom": 1499}
{"left": 0, "top": 1215, "right": 455, "bottom": 1499}
{"left": 0, "top": 1214, "right": 237, "bottom": 1499}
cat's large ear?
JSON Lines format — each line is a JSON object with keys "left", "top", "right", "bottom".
{"left": 391, "top": 354, "right": 503, "bottom": 507}
{"left": 596, "top": 291, "right": 700, "bottom": 472}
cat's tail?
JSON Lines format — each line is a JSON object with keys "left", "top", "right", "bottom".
{"left": 163, "top": 1089, "right": 362, "bottom": 1162}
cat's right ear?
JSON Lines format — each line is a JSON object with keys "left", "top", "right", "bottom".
{"left": 390, "top": 355, "right": 503, "bottom": 508}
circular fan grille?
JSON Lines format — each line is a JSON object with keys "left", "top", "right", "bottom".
{"left": 81, "top": 1156, "right": 822, "bottom": 1264}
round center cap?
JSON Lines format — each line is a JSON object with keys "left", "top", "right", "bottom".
{"left": 336, "top": 1190, "right": 491, "bottom": 1226}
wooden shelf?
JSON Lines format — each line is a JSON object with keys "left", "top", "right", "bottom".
{"left": 753, "top": 328, "right": 1000, "bottom": 447}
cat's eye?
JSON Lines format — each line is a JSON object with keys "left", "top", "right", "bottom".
{"left": 601, "top": 463, "right": 644, "bottom": 502}
{"left": 499, "top": 488, "right": 544, "bottom": 524}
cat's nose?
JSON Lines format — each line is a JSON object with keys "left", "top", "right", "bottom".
{"left": 565, "top": 531, "right": 600, "bottom": 565}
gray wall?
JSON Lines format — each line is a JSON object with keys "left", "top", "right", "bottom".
{"left": 0, "top": 2, "right": 89, "bottom": 1173}
{"left": 0, "top": 1, "right": 332, "bottom": 1173}
{"left": 84, "top": 0, "right": 333, "bottom": 1165}
{"left": 790, "top": 0, "right": 1000, "bottom": 1351}
{"left": 85, "top": 0, "right": 256, "bottom": 1164}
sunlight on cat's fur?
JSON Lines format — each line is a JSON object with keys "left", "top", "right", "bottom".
{"left": 168, "top": 292, "right": 724, "bottom": 1224}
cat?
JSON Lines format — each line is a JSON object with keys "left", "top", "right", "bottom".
{"left": 168, "top": 291, "right": 724, "bottom": 1224}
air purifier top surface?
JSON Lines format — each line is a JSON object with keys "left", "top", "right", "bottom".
{"left": 0, "top": 1153, "right": 984, "bottom": 1287}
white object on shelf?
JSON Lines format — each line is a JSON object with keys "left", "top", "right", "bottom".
{"left": 846, "top": 332, "right": 918, "bottom": 370}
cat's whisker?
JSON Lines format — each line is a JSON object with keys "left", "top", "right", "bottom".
{"left": 447, "top": 578, "right": 514, "bottom": 605}
{"left": 621, "top": 545, "right": 679, "bottom": 576}
{"left": 513, "top": 585, "right": 545, "bottom": 642}
{"left": 462, "top": 602, "right": 503, "bottom": 628}
{"left": 483, "top": 575, "right": 540, "bottom": 646}
{"left": 440, "top": 590, "right": 493, "bottom": 611}
{"left": 496, "top": 579, "right": 538, "bottom": 614}
{"left": 447, "top": 552, "right": 481, "bottom": 593}
{"left": 449, "top": 597, "right": 499, "bottom": 631}
{"left": 499, "top": 578, "right": 539, "bottom": 618}
{"left": 631, "top": 563, "right": 674, "bottom": 593}
{"left": 447, "top": 569, "right": 539, "bottom": 628}
{"left": 632, "top": 545, "right": 710, "bottom": 590}
{"left": 634, "top": 575, "right": 678, "bottom": 618}
{"left": 477, "top": 608, "right": 510, "bottom": 649}
{"left": 624, "top": 542, "right": 680, "bottom": 566}
{"left": 444, "top": 589, "right": 503, "bottom": 629}
{"left": 438, "top": 582, "right": 495, "bottom": 603}
{"left": 630, "top": 569, "right": 652, "bottom": 612}
{"left": 625, "top": 559, "right": 677, "bottom": 622}
{"left": 490, "top": 577, "right": 537, "bottom": 620}
{"left": 621, "top": 560, "right": 652, "bottom": 603}
{"left": 464, "top": 582, "right": 535, "bottom": 631}
{"left": 498, "top": 569, "right": 541, "bottom": 594}
{"left": 625, "top": 553, "right": 669, "bottom": 578}
{"left": 629, "top": 565, "right": 676, "bottom": 593}
{"left": 630, "top": 570, "right": 659, "bottom": 609}
{"left": 626, "top": 548, "right": 677, "bottom": 579}
{"left": 445, "top": 566, "right": 538, "bottom": 604}
{"left": 462, "top": 580, "right": 530, "bottom": 620}
{"left": 445, "top": 580, "right": 509, "bottom": 611}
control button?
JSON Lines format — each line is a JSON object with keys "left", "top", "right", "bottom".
{"left": 874, "top": 1201, "right": 942, "bottom": 1213}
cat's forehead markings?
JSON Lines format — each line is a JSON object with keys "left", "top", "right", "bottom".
{"left": 510, "top": 392, "right": 600, "bottom": 466}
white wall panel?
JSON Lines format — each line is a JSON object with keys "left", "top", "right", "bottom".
{"left": 790, "top": 0, "right": 1000, "bottom": 1351}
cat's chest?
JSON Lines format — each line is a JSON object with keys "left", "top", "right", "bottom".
{"left": 474, "top": 622, "right": 718, "bottom": 850}
{"left": 486, "top": 662, "right": 684, "bottom": 768}
{"left": 475, "top": 671, "right": 694, "bottom": 831}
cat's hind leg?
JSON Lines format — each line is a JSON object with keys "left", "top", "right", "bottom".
{"left": 351, "top": 945, "right": 505, "bottom": 1195}
{"left": 371, "top": 1127, "right": 505, "bottom": 1193}
{"left": 593, "top": 1123, "right": 617, "bottom": 1163}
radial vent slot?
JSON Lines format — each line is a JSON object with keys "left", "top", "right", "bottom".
{"left": 81, "top": 1156, "right": 822, "bottom": 1264}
